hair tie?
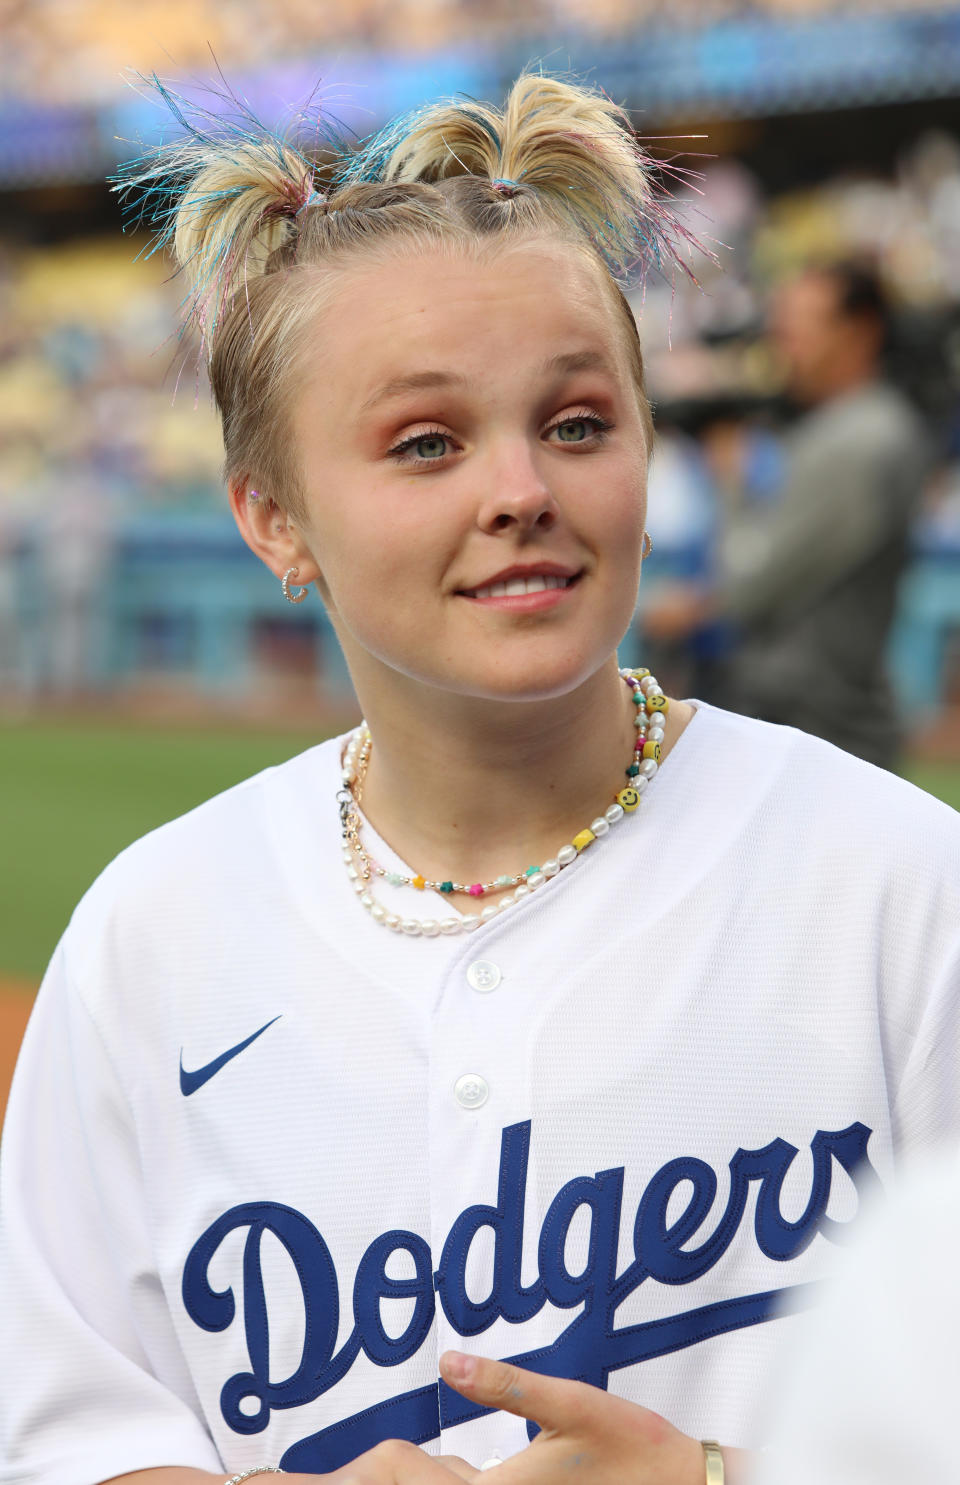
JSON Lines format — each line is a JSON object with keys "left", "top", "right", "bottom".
{"left": 491, "top": 177, "right": 521, "bottom": 196}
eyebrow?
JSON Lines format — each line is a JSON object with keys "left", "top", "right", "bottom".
{"left": 541, "top": 350, "right": 613, "bottom": 378}
{"left": 359, "top": 370, "right": 469, "bottom": 414}
{"left": 358, "top": 350, "right": 614, "bottom": 415}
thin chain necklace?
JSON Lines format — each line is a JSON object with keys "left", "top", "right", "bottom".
{"left": 337, "top": 668, "right": 669, "bottom": 937}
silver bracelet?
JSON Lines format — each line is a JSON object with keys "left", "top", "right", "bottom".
{"left": 226, "top": 1468, "right": 284, "bottom": 1485}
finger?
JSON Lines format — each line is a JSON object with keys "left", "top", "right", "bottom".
{"left": 341, "top": 1437, "right": 480, "bottom": 1483}
{"left": 439, "top": 1352, "right": 593, "bottom": 1437}
{"left": 436, "top": 1455, "right": 481, "bottom": 1482}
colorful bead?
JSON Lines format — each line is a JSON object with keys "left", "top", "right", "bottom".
{"left": 341, "top": 672, "right": 670, "bottom": 936}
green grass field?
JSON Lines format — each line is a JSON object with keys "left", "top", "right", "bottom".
{"left": 2, "top": 719, "right": 959, "bottom": 983}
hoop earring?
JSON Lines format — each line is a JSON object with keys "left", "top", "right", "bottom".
{"left": 281, "top": 567, "right": 309, "bottom": 604}
{"left": 641, "top": 531, "right": 653, "bottom": 560}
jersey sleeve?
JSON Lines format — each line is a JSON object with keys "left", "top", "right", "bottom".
{"left": 0, "top": 940, "right": 225, "bottom": 1485}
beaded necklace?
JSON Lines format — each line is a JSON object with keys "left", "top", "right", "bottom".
{"left": 337, "top": 668, "right": 670, "bottom": 937}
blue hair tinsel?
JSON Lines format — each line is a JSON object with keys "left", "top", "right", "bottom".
{"left": 109, "top": 69, "right": 349, "bottom": 364}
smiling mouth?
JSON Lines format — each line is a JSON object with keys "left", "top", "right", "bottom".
{"left": 461, "top": 573, "right": 582, "bottom": 600}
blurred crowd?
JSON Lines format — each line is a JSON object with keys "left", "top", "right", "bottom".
{"left": 0, "top": 237, "right": 223, "bottom": 520}
{"left": 2, "top": 0, "right": 957, "bottom": 106}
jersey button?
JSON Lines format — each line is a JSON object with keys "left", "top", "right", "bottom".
{"left": 454, "top": 1073, "right": 489, "bottom": 1110}
{"left": 466, "top": 960, "right": 502, "bottom": 992}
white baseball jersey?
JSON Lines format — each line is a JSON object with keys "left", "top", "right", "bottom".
{"left": 2, "top": 702, "right": 959, "bottom": 1485}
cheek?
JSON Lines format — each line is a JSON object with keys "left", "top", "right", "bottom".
{"left": 600, "top": 459, "right": 648, "bottom": 547}
{"left": 313, "top": 496, "right": 448, "bottom": 622}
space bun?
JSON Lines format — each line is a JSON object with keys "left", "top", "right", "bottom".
{"left": 339, "top": 70, "right": 698, "bottom": 281}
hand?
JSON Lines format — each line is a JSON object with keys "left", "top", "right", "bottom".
{"left": 439, "top": 1352, "right": 705, "bottom": 1484}
{"left": 281, "top": 1448, "right": 477, "bottom": 1484}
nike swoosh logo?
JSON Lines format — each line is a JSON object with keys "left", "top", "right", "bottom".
{"left": 179, "top": 1016, "right": 282, "bottom": 1096}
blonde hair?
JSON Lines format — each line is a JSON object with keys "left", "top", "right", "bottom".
{"left": 116, "top": 72, "right": 701, "bottom": 513}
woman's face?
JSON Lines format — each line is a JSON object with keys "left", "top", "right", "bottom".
{"left": 286, "top": 238, "right": 649, "bottom": 705}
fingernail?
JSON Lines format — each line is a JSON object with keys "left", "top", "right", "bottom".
{"left": 441, "top": 1350, "right": 476, "bottom": 1384}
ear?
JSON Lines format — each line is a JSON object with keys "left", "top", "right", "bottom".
{"left": 228, "top": 481, "right": 323, "bottom": 588}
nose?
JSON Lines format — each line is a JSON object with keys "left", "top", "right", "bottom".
{"left": 475, "top": 441, "right": 560, "bottom": 535}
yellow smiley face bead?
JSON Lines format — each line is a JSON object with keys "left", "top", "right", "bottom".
{"left": 617, "top": 787, "right": 641, "bottom": 812}
{"left": 645, "top": 694, "right": 669, "bottom": 715}
{"left": 642, "top": 740, "right": 661, "bottom": 762}
{"left": 572, "top": 828, "right": 597, "bottom": 852}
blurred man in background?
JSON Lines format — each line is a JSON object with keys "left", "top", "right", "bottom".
{"left": 645, "top": 262, "right": 930, "bottom": 770}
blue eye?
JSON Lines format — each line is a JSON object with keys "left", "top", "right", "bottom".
{"left": 413, "top": 435, "right": 447, "bottom": 459}
{"left": 389, "top": 429, "right": 451, "bottom": 464}
{"left": 549, "top": 413, "right": 613, "bottom": 446}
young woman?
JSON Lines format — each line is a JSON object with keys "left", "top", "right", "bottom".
{"left": 2, "top": 73, "right": 959, "bottom": 1485}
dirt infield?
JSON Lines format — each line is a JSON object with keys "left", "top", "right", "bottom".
{"left": 0, "top": 979, "right": 37, "bottom": 1128}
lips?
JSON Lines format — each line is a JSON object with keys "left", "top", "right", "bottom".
{"left": 458, "top": 565, "right": 582, "bottom": 599}
{"left": 470, "top": 573, "right": 574, "bottom": 599}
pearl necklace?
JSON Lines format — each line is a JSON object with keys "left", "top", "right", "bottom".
{"left": 337, "top": 668, "right": 670, "bottom": 937}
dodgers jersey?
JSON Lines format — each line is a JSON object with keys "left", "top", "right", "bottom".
{"left": 2, "top": 702, "right": 960, "bottom": 1485}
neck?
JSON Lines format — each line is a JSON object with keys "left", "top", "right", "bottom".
{"left": 347, "top": 659, "right": 689, "bottom": 893}
{"left": 800, "top": 360, "right": 875, "bottom": 406}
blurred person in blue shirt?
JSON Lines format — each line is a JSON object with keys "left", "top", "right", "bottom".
{"left": 644, "top": 262, "right": 930, "bottom": 770}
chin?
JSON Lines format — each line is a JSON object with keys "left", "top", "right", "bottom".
{"left": 443, "top": 647, "right": 614, "bottom": 705}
